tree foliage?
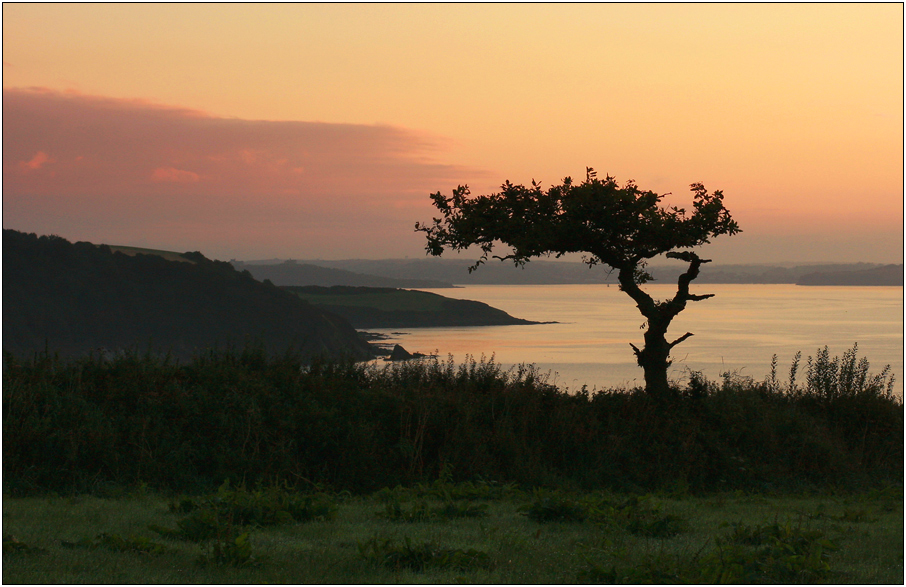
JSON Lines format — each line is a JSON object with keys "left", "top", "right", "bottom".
{"left": 417, "top": 168, "right": 739, "bottom": 279}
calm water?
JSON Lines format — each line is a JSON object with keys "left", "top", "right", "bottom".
{"left": 372, "top": 284, "right": 904, "bottom": 396}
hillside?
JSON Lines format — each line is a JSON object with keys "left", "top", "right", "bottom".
{"left": 232, "top": 260, "right": 455, "bottom": 288}
{"left": 796, "top": 264, "right": 903, "bottom": 286}
{"left": 2, "top": 230, "right": 374, "bottom": 361}
{"left": 284, "top": 286, "right": 543, "bottom": 328}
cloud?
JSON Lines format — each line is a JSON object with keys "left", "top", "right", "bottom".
{"left": 18, "top": 151, "right": 51, "bottom": 171}
{"left": 2, "top": 88, "right": 487, "bottom": 259}
{"left": 151, "top": 167, "right": 201, "bottom": 183}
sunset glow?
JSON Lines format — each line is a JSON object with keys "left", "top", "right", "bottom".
{"left": 3, "top": 3, "right": 902, "bottom": 262}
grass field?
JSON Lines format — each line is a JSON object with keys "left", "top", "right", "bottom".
{"left": 3, "top": 484, "right": 902, "bottom": 584}
{"left": 104, "top": 245, "right": 195, "bottom": 263}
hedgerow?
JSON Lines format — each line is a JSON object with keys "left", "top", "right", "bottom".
{"left": 3, "top": 345, "right": 901, "bottom": 495}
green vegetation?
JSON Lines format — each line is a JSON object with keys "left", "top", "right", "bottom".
{"left": 284, "top": 285, "right": 539, "bottom": 328}
{"left": 104, "top": 245, "right": 195, "bottom": 264}
{"left": 4, "top": 344, "right": 900, "bottom": 496}
{"left": 3, "top": 483, "right": 902, "bottom": 583}
{"left": 2, "top": 342, "right": 902, "bottom": 582}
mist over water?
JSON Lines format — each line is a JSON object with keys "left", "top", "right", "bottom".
{"left": 372, "top": 284, "right": 903, "bottom": 396}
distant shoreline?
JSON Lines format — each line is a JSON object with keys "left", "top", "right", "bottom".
{"left": 254, "top": 259, "right": 903, "bottom": 288}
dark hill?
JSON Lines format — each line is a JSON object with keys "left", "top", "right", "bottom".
{"left": 285, "top": 285, "right": 544, "bottom": 328}
{"left": 796, "top": 264, "right": 904, "bottom": 286}
{"left": 2, "top": 230, "right": 374, "bottom": 361}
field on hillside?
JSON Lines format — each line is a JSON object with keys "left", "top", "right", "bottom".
{"left": 3, "top": 483, "right": 902, "bottom": 584}
{"left": 286, "top": 286, "right": 447, "bottom": 311}
{"left": 105, "top": 245, "right": 194, "bottom": 263}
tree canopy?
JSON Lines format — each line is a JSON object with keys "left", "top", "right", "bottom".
{"left": 418, "top": 168, "right": 739, "bottom": 279}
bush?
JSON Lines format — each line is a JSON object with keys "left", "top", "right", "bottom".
{"left": 357, "top": 535, "right": 491, "bottom": 572}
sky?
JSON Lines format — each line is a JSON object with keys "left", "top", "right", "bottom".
{"left": 3, "top": 3, "right": 903, "bottom": 264}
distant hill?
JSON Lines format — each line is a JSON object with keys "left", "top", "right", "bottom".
{"left": 279, "top": 258, "right": 900, "bottom": 286}
{"left": 278, "top": 258, "right": 614, "bottom": 285}
{"left": 285, "top": 285, "right": 543, "bottom": 328}
{"left": 648, "top": 262, "right": 899, "bottom": 285}
{"left": 232, "top": 260, "right": 455, "bottom": 288}
{"left": 796, "top": 264, "right": 903, "bottom": 286}
{"left": 2, "top": 230, "right": 374, "bottom": 361}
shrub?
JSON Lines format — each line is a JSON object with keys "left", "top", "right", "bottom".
{"left": 519, "top": 490, "right": 589, "bottom": 523}
{"left": 150, "top": 480, "right": 335, "bottom": 541}
{"left": 579, "top": 520, "right": 839, "bottom": 584}
{"left": 357, "top": 535, "right": 490, "bottom": 572}
{"left": 60, "top": 533, "right": 173, "bottom": 555}
{"left": 197, "top": 532, "right": 261, "bottom": 568}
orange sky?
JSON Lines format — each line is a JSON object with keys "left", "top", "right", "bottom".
{"left": 3, "top": 3, "right": 903, "bottom": 263}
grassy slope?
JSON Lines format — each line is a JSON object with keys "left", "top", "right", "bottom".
{"left": 288, "top": 287, "right": 448, "bottom": 312}
{"left": 3, "top": 488, "right": 902, "bottom": 584}
{"left": 104, "top": 245, "right": 195, "bottom": 264}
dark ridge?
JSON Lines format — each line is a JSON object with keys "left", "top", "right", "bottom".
{"left": 796, "top": 264, "right": 904, "bottom": 286}
{"left": 284, "top": 285, "right": 546, "bottom": 328}
{"left": 2, "top": 229, "right": 374, "bottom": 361}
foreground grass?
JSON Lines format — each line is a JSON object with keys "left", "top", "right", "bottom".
{"left": 3, "top": 485, "right": 902, "bottom": 584}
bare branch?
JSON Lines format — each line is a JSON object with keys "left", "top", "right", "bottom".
{"left": 492, "top": 253, "right": 520, "bottom": 263}
{"left": 669, "top": 332, "right": 694, "bottom": 349}
{"left": 673, "top": 252, "right": 713, "bottom": 304}
{"left": 688, "top": 293, "right": 715, "bottom": 302}
{"left": 629, "top": 342, "right": 642, "bottom": 357}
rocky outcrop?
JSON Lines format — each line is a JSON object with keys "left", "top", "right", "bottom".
{"left": 389, "top": 344, "right": 414, "bottom": 361}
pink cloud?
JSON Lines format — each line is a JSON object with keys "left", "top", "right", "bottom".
{"left": 151, "top": 167, "right": 201, "bottom": 183}
{"left": 2, "top": 88, "right": 489, "bottom": 259}
{"left": 18, "top": 151, "right": 51, "bottom": 171}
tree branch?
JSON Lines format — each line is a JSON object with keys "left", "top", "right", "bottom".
{"left": 667, "top": 251, "right": 713, "bottom": 305}
{"left": 629, "top": 342, "right": 642, "bottom": 358}
{"left": 668, "top": 332, "right": 694, "bottom": 349}
{"left": 491, "top": 253, "right": 522, "bottom": 264}
{"left": 618, "top": 266, "right": 657, "bottom": 318}
{"left": 688, "top": 293, "right": 715, "bottom": 302}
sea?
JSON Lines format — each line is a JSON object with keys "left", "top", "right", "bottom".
{"left": 369, "top": 284, "right": 904, "bottom": 397}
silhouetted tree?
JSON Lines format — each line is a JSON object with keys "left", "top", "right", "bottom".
{"left": 416, "top": 168, "right": 741, "bottom": 397}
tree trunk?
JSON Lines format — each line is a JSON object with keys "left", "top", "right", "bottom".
{"left": 617, "top": 253, "right": 713, "bottom": 398}
{"left": 635, "top": 317, "right": 673, "bottom": 397}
